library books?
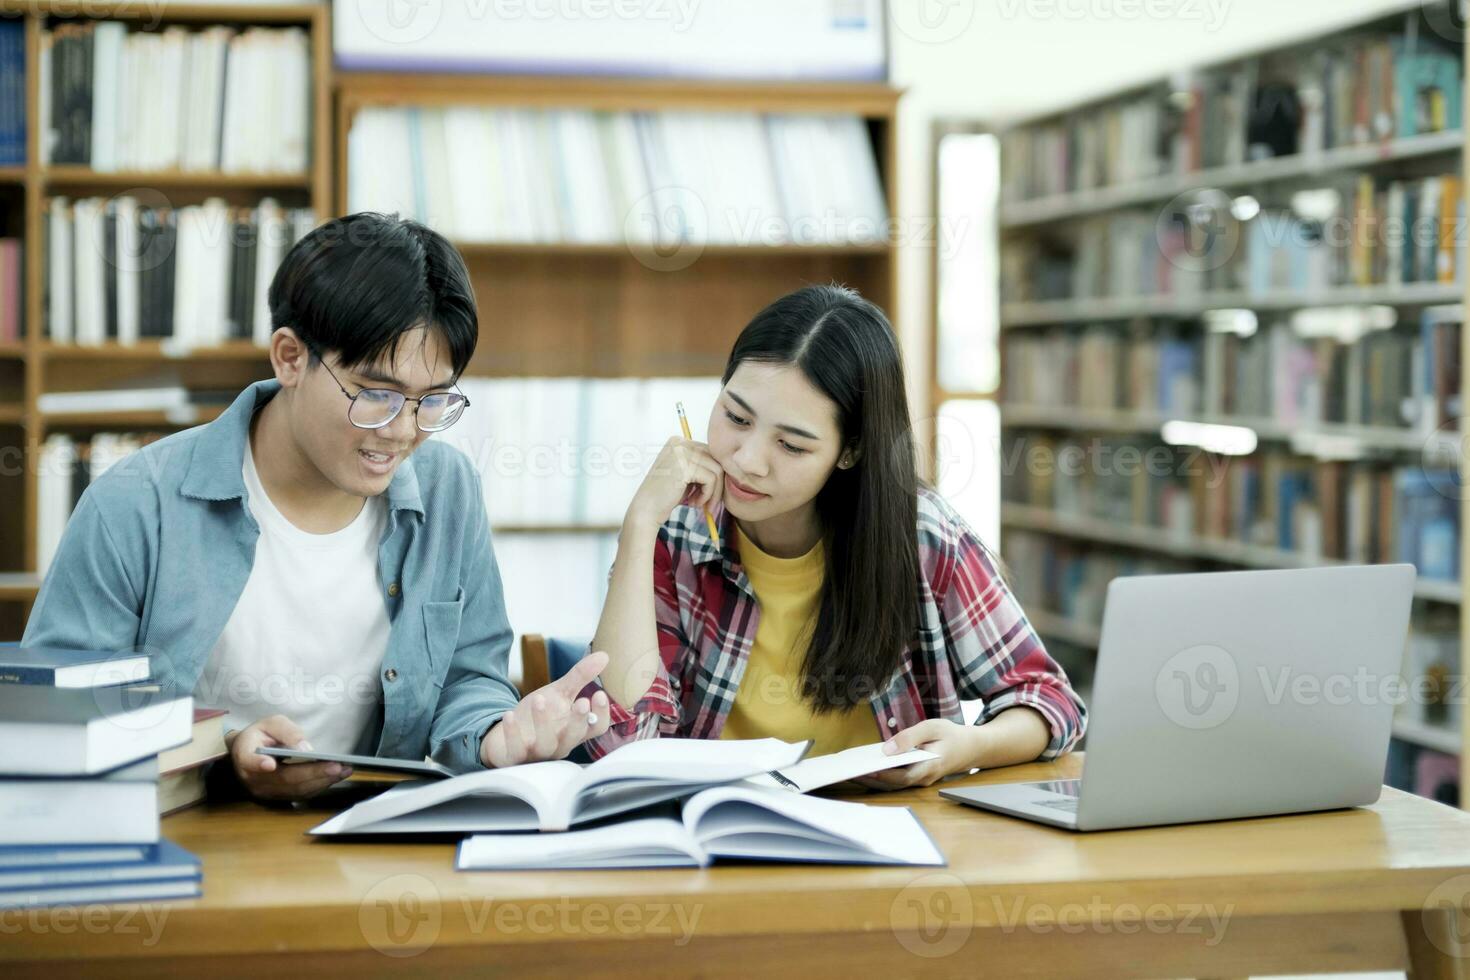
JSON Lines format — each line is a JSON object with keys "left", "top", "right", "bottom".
{"left": 1001, "top": 25, "right": 1463, "bottom": 203}
{"left": 309, "top": 737, "right": 813, "bottom": 835}
{"left": 158, "top": 707, "right": 229, "bottom": 818}
{"left": 436, "top": 376, "right": 724, "bottom": 528}
{"left": 332, "top": 0, "right": 887, "bottom": 82}
{"left": 44, "top": 195, "right": 315, "bottom": 348}
{"left": 1001, "top": 436, "right": 1460, "bottom": 578}
{"left": 348, "top": 107, "right": 888, "bottom": 247}
{"left": 1005, "top": 172, "right": 1466, "bottom": 305}
{"left": 456, "top": 791, "right": 945, "bottom": 870}
{"left": 0, "top": 21, "right": 21, "bottom": 166}
{"left": 0, "top": 840, "right": 201, "bottom": 909}
{"left": 1002, "top": 311, "right": 1461, "bottom": 432}
{"left": 42, "top": 22, "right": 309, "bottom": 173}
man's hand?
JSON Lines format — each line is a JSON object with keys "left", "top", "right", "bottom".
{"left": 227, "top": 714, "right": 352, "bottom": 801}
{"left": 480, "top": 651, "right": 613, "bottom": 768}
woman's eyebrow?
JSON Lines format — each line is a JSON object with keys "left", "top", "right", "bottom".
{"left": 726, "top": 390, "right": 821, "bottom": 440}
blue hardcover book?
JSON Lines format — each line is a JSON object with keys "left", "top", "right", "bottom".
{"left": 0, "top": 844, "right": 158, "bottom": 871}
{"left": 0, "top": 841, "right": 201, "bottom": 909}
{"left": 0, "top": 643, "right": 150, "bottom": 688}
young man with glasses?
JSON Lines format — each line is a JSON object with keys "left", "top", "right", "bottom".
{"left": 23, "top": 213, "right": 611, "bottom": 800}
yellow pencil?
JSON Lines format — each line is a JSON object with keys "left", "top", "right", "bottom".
{"left": 676, "top": 402, "right": 722, "bottom": 550}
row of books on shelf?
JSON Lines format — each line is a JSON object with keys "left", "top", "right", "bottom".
{"left": 1001, "top": 312, "right": 1462, "bottom": 430}
{"left": 1000, "top": 23, "right": 1462, "bottom": 202}
{"left": 348, "top": 108, "right": 888, "bottom": 246}
{"left": 45, "top": 197, "right": 316, "bottom": 347}
{"left": 1386, "top": 740, "right": 1458, "bottom": 803}
{"left": 0, "top": 238, "right": 21, "bottom": 344}
{"left": 43, "top": 22, "right": 311, "bottom": 174}
{"left": 0, "top": 23, "right": 23, "bottom": 166}
{"left": 437, "top": 376, "right": 723, "bottom": 527}
{"left": 1001, "top": 438, "right": 1460, "bottom": 580}
{"left": 1005, "top": 173, "right": 1466, "bottom": 303}
{"left": 0, "top": 646, "right": 216, "bottom": 908}
{"left": 1004, "top": 529, "right": 1462, "bottom": 759}
{"left": 31, "top": 372, "right": 717, "bottom": 571}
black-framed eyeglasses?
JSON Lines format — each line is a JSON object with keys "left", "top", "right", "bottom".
{"left": 312, "top": 352, "right": 470, "bottom": 433}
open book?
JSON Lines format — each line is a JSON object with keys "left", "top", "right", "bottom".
{"left": 309, "top": 737, "right": 812, "bottom": 835}
{"left": 456, "top": 786, "right": 945, "bottom": 869}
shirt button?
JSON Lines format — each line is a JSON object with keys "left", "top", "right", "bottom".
{"left": 887, "top": 717, "right": 898, "bottom": 729}
{"left": 384, "top": 668, "right": 398, "bottom": 682}
{"left": 387, "top": 582, "right": 400, "bottom": 598}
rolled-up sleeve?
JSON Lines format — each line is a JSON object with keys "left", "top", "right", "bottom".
{"left": 940, "top": 530, "right": 1087, "bottom": 759}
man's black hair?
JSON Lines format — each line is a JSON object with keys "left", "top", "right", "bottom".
{"left": 268, "top": 212, "right": 477, "bottom": 378}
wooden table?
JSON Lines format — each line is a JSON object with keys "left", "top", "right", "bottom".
{"left": 6, "top": 754, "right": 1470, "bottom": 979}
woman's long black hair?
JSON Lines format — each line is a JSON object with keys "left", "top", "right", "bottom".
{"left": 723, "top": 284, "right": 920, "bottom": 712}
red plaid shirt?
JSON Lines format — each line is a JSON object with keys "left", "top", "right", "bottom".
{"left": 587, "top": 488, "right": 1087, "bottom": 761}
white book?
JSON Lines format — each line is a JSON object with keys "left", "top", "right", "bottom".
{"left": 308, "top": 737, "right": 813, "bottom": 835}
{"left": 90, "top": 22, "right": 126, "bottom": 171}
{"left": 39, "top": 387, "right": 191, "bottom": 414}
{"left": 219, "top": 32, "right": 247, "bottom": 173}
{"left": 115, "top": 35, "right": 137, "bottom": 170}
{"left": 584, "top": 377, "right": 646, "bottom": 526}
{"left": 113, "top": 195, "right": 140, "bottom": 345}
{"left": 38, "top": 34, "right": 52, "bottom": 165}
{"left": 456, "top": 789, "right": 945, "bottom": 870}
{"left": 279, "top": 28, "right": 310, "bottom": 173}
{"left": 71, "top": 199, "right": 106, "bottom": 346}
{"left": 599, "top": 113, "right": 653, "bottom": 244}
{"left": 438, "top": 107, "right": 493, "bottom": 239}
{"left": 550, "top": 111, "right": 616, "bottom": 243}
{"left": 252, "top": 198, "right": 285, "bottom": 345}
{"left": 158, "top": 28, "right": 188, "bottom": 170}
{"left": 36, "top": 435, "right": 75, "bottom": 576}
{"left": 46, "top": 197, "right": 72, "bottom": 342}
{"left": 418, "top": 109, "right": 456, "bottom": 236}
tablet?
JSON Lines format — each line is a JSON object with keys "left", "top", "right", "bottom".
{"left": 255, "top": 746, "right": 456, "bottom": 779}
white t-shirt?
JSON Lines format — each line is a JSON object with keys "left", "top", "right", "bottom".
{"left": 194, "top": 437, "right": 391, "bottom": 753}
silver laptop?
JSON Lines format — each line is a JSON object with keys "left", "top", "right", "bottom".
{"left": 941, "top": 564, "right": 1416, "bottom": 831}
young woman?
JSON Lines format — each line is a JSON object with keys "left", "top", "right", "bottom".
{"left": 587, "top": 284, "right": 1085, "bottom": 787}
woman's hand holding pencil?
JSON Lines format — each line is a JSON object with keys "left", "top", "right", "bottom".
{"left": 626, "top": 429, "right": 725, "bottom": 539}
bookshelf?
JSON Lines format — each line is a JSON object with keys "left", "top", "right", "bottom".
{"left": 334, "top": 73, "right": 900, "bottom": 381}
{"left": 934, "top": 3, "right": 1468, "bottom": 805}
{"left": 0, "top": 0, "right": 333, "bottom": 638}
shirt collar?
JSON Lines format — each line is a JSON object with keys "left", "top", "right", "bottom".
{"left": 179, "top": 379, "right": 425, "bottom": 516}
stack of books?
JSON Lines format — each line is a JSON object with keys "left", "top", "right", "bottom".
{"left": 0, "top": 645, "right": 206, "bottom": 909}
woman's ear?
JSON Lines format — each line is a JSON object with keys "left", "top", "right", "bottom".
{"left": 837, "top": 445, "right": 862, "bottom": 470}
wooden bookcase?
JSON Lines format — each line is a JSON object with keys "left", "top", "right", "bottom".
{"left": 931, "top": 2, "right": 1470, "bottom": 799}
{"left": 333, "top": 73, "right": 901, "bottom": 383}
{"left": 0, "top": 0, "right": 333, "bottom": 636}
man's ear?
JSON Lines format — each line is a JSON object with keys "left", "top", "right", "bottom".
{"left": 269, "top": 327, "right": 312, "bottom": 389}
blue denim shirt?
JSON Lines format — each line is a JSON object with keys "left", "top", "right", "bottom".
{"left": 22, "top": 380, "right": 517, "bottom": 772}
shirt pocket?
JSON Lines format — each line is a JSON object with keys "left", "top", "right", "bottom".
{"left": 421, "top": 587, "right": 465, "bottom": 690}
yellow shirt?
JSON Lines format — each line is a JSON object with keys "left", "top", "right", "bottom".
{"left": 719, "top": 524, "right": 879, "bottom": 755}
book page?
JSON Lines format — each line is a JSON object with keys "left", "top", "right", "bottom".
{"left": 457, "top": 818, "right": 707, "bottom": 870}
{"left": 685, "top": 785, "right": 944, "bottom": 865}
{"left": 744, "top": 742, "right": 939, "bottom": 793}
